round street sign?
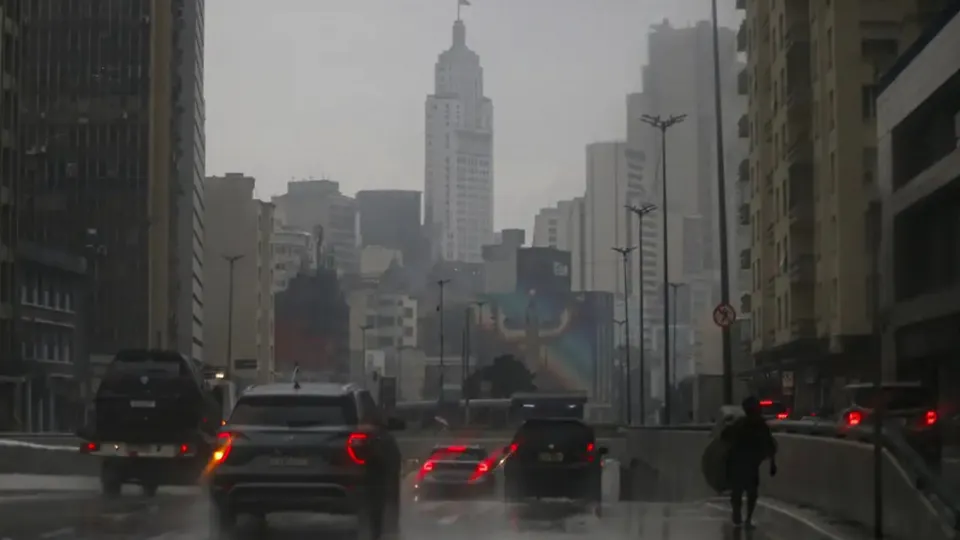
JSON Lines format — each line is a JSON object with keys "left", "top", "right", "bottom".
{"left": 712, "top": 303, "right": 737, "bottom": 328}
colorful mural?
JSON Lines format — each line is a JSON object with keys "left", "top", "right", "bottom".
{"left": 475, "top": 290, "right": 614, "bottom": 397}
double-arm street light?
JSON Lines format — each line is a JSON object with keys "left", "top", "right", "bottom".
{"left": 359, "top": 323, "right": 373, "bottom": 388}
{"left": 641, "top": 113, "right": 686, "bottom": 424}
{"left": 626, "top": 202, "right": 658, "bottom": 425}
{"left": 612, "top": 246, "right": 637, "bottom": 425}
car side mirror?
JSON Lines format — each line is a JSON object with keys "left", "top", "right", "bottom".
{"left": 598, "top": 446, "right": 609, "bottom": 456}
{"left": 386, "top": 417, "right": 406, "bottom": 431}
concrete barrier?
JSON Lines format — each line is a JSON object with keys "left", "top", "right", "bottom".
{"left": 625, "top": 427, "right": 955, "bottom": 540}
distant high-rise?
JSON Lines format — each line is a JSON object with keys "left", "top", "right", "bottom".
{"left": 356, "top": 190, "right": 422, "bottom": 265}
{"left": 272, "top": 180, "right": 359, "bottom": 276}
{"left": 424, "top": 16, "right": 494, "bottom": 263}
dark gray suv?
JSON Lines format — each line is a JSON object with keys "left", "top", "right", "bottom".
{"left": 206, "top": 381, "right": 405, "bottom": 539}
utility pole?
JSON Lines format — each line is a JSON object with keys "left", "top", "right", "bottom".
{"left": 359, "top": 323, "right": 372, "bottom": 388}
{"left": 222, "top": 254, "right": 244, "bottom": 379}
{"left": 641, "top": 112, "right": 686, "bottom": 424}
{"left": 436, "top": 279, "right": 451, "bottom": 405}
{"left": 711, "top": 0, "right": 735, "bottom": 404}
{"left": 627, "top": 202, "right": 658, "bottom": 425}
{"left": 472, "top": 300, "right": 486, "bottom": 370}
{"left": 612, "top": 246, "right": 637, "bottom": 425}
{"left": 462, "top": 306, "right": 472, "bottom": 425}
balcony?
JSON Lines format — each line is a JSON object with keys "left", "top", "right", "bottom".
{"left": 737, "top": 22, "right": 747, "bottom": 52}
{"left": 789, "top": 254, "right": 815, "bottom": 283}
{"left": 738, "top": 114, "right": 749, "bottom": 138}
{"left": 738, "top": 68, "right": 749, "bottom": 96}
{"left": 739, "top": 248, "right": 751, "bottom": 270}
{"left": 786, "top": 137, "right": 813, "bottom": 166}
{"left": 738, "top": 203, "right": 750, "bottom": 225}
{"left": 738, "top": 158, "right": 749, "bottom": 183}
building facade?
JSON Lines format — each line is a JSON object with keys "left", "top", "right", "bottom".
{"left": 877, "top": 3, "right": 960, "bottom": 401}
{"left": 271, "top": 228, "right": 316, "bottom": 293}
{"left": 424, "top": 18, "right": 494, "bottom": 263}
{"left": 356, "top": 190, "right": 422, "bottom": 265}
{"left": 203, "top": 174, "right": 274, "bottom": 384}
{"left": 740, "top": 0, "right": 945, "bottom": 409}
{"left": 272, "top": 179, "right": 358, "bottom": 276}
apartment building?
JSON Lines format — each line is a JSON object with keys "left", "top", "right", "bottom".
{"left": 272, "top": 228, "right": 316, "bottom": 293}
{"left": 203, "top": 174, "right": 275, "bottom": 384}
{"left": 347, "top": 286, "right": 418, "bottom": 386}
{"left": 272, "top": 180, "right": 359, "bottom": 276}
{"left": 740, "top": 0, "right": 944, "bottom": 408}
{"left": 877, "top": 3, "right": 960, "bottom": 392}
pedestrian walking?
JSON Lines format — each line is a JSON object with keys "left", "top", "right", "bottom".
{"left": 722, "top": 396, "right": 778, "bottom": 528}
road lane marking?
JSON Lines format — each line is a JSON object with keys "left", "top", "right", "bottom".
{"left": 706, "top": 501, "right": 845, "bottom": 540}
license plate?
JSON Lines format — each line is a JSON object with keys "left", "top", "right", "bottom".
{"left": 539, "top": 452, "right": 563, "bottom": 462}
{"left": 269, "top": 457, "right": 308, "bottom": 467}
{"left": 130, "top": 400, "right": 156, "bottom": 408}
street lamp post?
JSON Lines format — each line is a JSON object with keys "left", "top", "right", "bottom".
{"left": 472, "top": 300, "right": 486, "bottom": 370}
{"left": 641, "top": 112, "right": 686, "bottom": 424}
{"left": 667, "top": 282, "right": 684, "bottom": 421}
{"left": 627, "top": 202, "right": 658, "bottom": 425}
{"left": 711, "top": 0, "right": 735, "bottom": 404}
{"left": 613, "top": 318, "right": 628, "bottom": 424}
{"left": 436, "top": 279, "right": 451, "bottom": 404}
{"left": 612, "top": 246, "right": 637, "bottom": 425}
{"left": 222, "top": 254, "right": 244, "bottom": 379}
{"left": 359, "top": 323, "right": 373, "bottom": 388}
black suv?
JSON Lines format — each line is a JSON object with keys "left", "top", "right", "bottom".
{"left": 206, "top": 381, "right": 405, "bottom": 539}
{"left": 501, "top": 418, "right": 607, "bottom": 508}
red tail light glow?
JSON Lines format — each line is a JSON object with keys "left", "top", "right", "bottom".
{"left": 776, "top": 413, "right": 788, "bottom": 420}
{"left": 446, "top": 445, "right": 467, "bottom": 452}
{"left": 759, "top": 400, "right": 774, "bottom": 406}
{"left": 925, "top": 410, "right": 938, "bottom": 426}
{"left": 508, "top": 443, "right": 518, "bottom": 454}
{"left": 347, "top": 432, "right": 368, "bottom": 465}
{"left": 81, "top": 442, "right": 99, "bottom": 453}
{"left": 417, "top": 459, "right": 435, "bottom": 480}
{"left": 211, "top": 440, "right": 232, "bottom": 465}
{"left": 179, "top": 444, "right": 190, "bottom": 455}
{"left": 846, "top": 411, "right": 863, "bottom": 426}
{"left": 586, "top": 442, "right": 596, "bottom": 462}
{"left": 469, "top": 460, "right": 491, "bottom": 481}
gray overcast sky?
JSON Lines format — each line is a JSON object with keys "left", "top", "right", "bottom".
{"left": 205, "top": 1, "right": 741, "bottom": 232}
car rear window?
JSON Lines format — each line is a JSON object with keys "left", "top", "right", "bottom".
{"left": 852, "top": 387, "right": 932, "bottom": 411}
{"left": 107, "top": 351, "right": 190, "bottom": 378}
{"left": 229, "top": 395, "right": 357, "bottom": 427}
{"left": 430, "top": 447, "right": 487, "bottom": 461}
{"left": 516, "top": 419, "right": 594, "bottom": 443}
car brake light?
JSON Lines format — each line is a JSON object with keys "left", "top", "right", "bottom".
{"left": 586, "top": 442, "right": 595, "bottom": 462}
{"left": 179, "top": 444, "right": 190, "bottom": 455}
{"left": 417, "top": 459, "right": 435, "bottom": 480}
{"left": 925, "top": 410, "right": 938, "bottom": 426}
{"left": 760, "top": 400, "right": 773, "bottom": 406}
{"left": 508, "top": 443, "right": 518, "bottom": 454}
{"left": 347, "top": 432, "right": 368, "bottom": 465}
{"left": 81, "top": 442, "right": 99, "bottom": 453}
{"left": 211, "top": 440, "right": 232, "bottom": 465}
{"left": 446, "top": 445, "right": 467, "bottom": 452}
{"left": 469, "top": 460, "right": 490, "bottom": 481}
{"left": 776, "top": 413, "right": 788, "bottom": 420}
{"left": 847, "top": 411, "right": 862, "bottom": 426}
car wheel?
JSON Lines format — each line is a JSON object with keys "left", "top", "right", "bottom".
{"left": 100, "top": 463, "right": 122, "bottom": 498}
{"left": 209, "top": 502, "right": 236, "bottom": 540}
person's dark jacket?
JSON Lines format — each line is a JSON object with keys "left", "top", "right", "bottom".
{"left": 723, "top": 415, "right": 777, "bottom": 470}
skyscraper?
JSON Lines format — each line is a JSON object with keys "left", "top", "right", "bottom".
{"left": 424, "top": 16, "right": 494, "bottom": 263}
{"left": 17, "top": 0, "right": 205, "bottom": 361}
{"left": 356, "top": 190, "right": 422, "bottom": 265}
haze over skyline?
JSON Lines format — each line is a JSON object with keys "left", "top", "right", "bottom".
{"left": 205, "top": 0, "right": 741, "bottom": 232}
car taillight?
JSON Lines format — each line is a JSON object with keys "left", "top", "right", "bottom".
{"left": 417, "top": 459, "right": 435, "bottom": 480}
{"left": 211, "top": 439, "right": 233, "bottom": 465}
{"left": 846, "top": 411, "right": 863, "bottom": 426}
{"left": 80, "top": 442, "right": 99, "bottom": 453}
{"left": 586, "top": 442, "right": 596, "bottom": 462}
{"left": 776, "top": 413, "right": 788, "bottom": 420}
{"left": 925, "top": 410, "right": 938, "bottom": 426}
{"left": 446, "top": 445, "right": 467, "bottom": 452}
{"left": 469, "top": 460, "right": 490, "bottom": 481}
{"left": 760, "top": 400, "right": 773, "bottom": 406}
{"left": 508, "top": 443, "right": 518, "bottom": 454}
{"left": 346, "top": 432, "right": 368, "bottom": 465}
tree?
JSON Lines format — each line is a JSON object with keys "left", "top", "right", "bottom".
{"left": 463, "top": 354, "right": 536, "bottom": 399}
